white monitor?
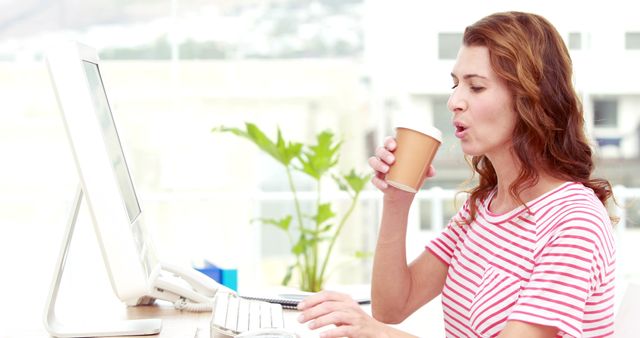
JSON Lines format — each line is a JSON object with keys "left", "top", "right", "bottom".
{"left": 46, "top": 41, "right": 156, "bottom": 303}
{"left": 44, "top": 42, "right": 227, "bottom": 337}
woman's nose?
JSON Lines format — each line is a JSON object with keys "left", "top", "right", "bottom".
{"left": 447, "top": 90, "right": 467, "bottom": 114}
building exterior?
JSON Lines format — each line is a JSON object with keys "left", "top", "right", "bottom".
{"left": 362, "top": 0, "right": 640, "bottom": 187}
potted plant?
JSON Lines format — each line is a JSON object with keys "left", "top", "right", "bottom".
{"left": 213, "top": 123, "right": 370, "bottom": 292}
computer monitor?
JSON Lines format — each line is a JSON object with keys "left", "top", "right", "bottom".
{"left": 46, "top": 41, "right": 155, "bottom": 303}
{"left": 43, "top": 41, "right": 226, "bottom": 337}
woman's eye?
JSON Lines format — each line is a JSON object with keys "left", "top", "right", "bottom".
{"left": 470, "top": 86, "right": 485, "bottom": 92}
{"left": 451, "top": 84, "right": 458, "bottom": 89}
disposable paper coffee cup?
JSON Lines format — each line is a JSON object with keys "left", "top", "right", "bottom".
{"left": 386, "top": 125, "right": 442, "bottom": 193}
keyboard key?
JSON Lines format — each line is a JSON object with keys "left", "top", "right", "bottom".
{"left": 260, "top": 302, "right": 271, "bottom": 328}
{"left": 225, "top": 294, "right": 239, "bottom": 331}
{"left": 236, "top": 298, "right": 250, "bottom": 332}
{"left": 249, "top": 299, "right": 261, "bottom": 331}
{"left": 270, "top": 303, "right": 284, "bottom": 328}
{"left": 212, "top": 293, "right": 229, "bottom": 329}
{"left": 210, "top": 293, "right": 286, "bottom": 338}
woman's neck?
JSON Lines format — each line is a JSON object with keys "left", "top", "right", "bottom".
{"left": 487, "top": 151, "right": 566, "bottom": 214}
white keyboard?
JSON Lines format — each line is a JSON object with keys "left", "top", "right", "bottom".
{"left": 210, "top": 292, "right": 286, "bottom": 338}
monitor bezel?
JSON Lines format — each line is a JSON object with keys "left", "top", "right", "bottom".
{"left": 46, "top": 42, "right": 151, "bottom": 303}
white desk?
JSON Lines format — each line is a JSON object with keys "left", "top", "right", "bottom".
{"left": 16, "top": 301, "right": 311, "bottom": 338}
{"left": 4, "top": 292, "right": 442, "bottom": 338}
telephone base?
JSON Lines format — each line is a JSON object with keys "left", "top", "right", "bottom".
{"left": 134, "top": 295, "right": 157, "bottom": 306}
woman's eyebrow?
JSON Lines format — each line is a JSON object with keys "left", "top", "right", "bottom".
{"left": 450, "top": 72, "right": 488, "bottom": 80}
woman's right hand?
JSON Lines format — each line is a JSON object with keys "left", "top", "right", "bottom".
{"left": 368, "top": 136, "right": 398, "bottom": 191}
{"left": 297, "top": 290, "right": 416, "bottom": 338}
{"left": 367, "top": 136, "right": 436, "bottom": 197}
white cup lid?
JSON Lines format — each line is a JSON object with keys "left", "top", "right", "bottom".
{"left": 395, "top": 124, "right": 442, "bottom": 143}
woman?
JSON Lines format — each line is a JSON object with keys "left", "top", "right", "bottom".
{"left": 296, "top": 11, "right": 616, "bottom": 338}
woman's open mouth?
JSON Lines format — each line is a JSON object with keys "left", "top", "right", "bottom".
{"left": 454, "top": 122, "right": 467, "bottom": 138}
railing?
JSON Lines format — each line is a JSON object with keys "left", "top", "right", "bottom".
{"left": 144, "top": 184, "right": 640, "bottom": 287}
{"left": 144, "top": 184, "right": 640, "bottom": 232}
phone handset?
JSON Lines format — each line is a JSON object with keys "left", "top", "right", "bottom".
{"left": 160, "top": 262, "right": 235, "bottom": 298}
{"left": 147, "top": 262, "right": 236, "bottom": 311}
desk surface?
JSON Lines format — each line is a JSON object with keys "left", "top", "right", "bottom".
{"left": 10, "top": 297, "right": 442, "bottom": 338}
{"left": 24, "top": 301, "right": 356, "bottom": 338}
{"left": 12, "top": 302, "right": 314, "bottom": 338}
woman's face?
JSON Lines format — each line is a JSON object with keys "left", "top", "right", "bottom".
{"left": 448, "top": 45, "right": 517, "bottom": 159}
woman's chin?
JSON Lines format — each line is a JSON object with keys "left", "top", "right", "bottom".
{"left": 461, "top": 146, "right": 481, "bottom": 157}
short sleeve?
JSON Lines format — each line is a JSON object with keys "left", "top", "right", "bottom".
{"left": 426, "top": 200, "right": 470, "bottom": 266}
{"left": 508, "top": 216, "right": 613, "bottom": 338}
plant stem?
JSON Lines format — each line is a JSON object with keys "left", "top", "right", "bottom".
{"left": 318, "top": 190, "right": 361, "bottom": 284}
{"left": 285, "top": 166, "right": 308, "bottom": 287}
{"left": 311, "top": 179, "right": 322, "bottom": 291}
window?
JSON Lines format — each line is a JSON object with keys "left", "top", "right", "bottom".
{"left": 593, "top": 98, "right": 618, "bottom": 127}
{"left": 438, "top": 33, "right": 462, "bottom": 60}
{"left": 568, "top": 32, "right": 582, "bottom": 50}
{"left": 626, "top": 32, "right": 640, "bottom": 50}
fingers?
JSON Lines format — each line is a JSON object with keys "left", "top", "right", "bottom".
{"left": 298, "top": 302, "right": 366, "bottom": 337}
{"left": 383, "top": 136, "right": 397, "bottom": 151}
{"left": 367, "top": 136, "right": 397, "bottom": 192}
{"left": 298, "top": 301, "right": 377, "bottom": 338}
{"left": 306, "top": 309, "right": 354, "bottom": 330}
{"left": 370, "top": 174, "right": 389, "bottom": 190}
{"left": 367, "top": 156, "right": 389, "bottom": 176}
{"left": 298, "top": 291, "right": 354, "bottom": 312}
{"left": 298, "top": 291, "right": 360, "bottom": 327}
{"left": 426, "top": 165, "right": 436, "bottom": 178}
{"left": 375, "top": 143, "right": 395, "bottom": 166}
{"left": 367, "top": 156, "right": 389, "bottom": 190}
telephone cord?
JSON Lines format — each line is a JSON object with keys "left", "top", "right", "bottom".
{"left": 174, "top": 298, "right": 213, "bottom": 312}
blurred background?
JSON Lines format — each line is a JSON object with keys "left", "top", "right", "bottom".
{"left": 1, "top": 0, "right": 639, "bottom": 336}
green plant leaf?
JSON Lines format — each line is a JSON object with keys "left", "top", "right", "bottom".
{"left": 213, "top": 123, "right": 301, "bottom": 166}
{"left": 275, "top": 127, "right": 303, "bottom": 166}
{"left": 244, "top": 123, "right": 283, "bottom": 163}
{"left": 332, "top": 173, "right": 350, "bottom": 192}
{"left": 312, "top": 203, "right": 335, "bottom": 226}
{"left": 254, "top": 215, "right": 292, "bottom": 232}
{"left": 334, "top": 169, "right": 371, "bottom": 194}
{"left": 297, "top": 130, "right": 340, "bottom": 180}
{"left": 292, "top": 236, "right": 307, "bottom": 255}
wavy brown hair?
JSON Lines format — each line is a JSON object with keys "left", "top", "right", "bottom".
{"left": 461, "top": 11, "right": 614, "bottom": 222}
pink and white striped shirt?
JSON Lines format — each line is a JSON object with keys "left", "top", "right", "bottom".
{"left": 427, "top": 182, "right": 616, "bottom": 338}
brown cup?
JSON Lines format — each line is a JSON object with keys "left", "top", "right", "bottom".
{"left": 386, "top": 126, "right": 442, "bottom": 193}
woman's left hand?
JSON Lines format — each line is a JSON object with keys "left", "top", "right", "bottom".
{"left": 296, "top": 290, "right": 398, "bottom": 338}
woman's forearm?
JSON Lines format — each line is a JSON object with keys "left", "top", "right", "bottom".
{"left": 371, "top": 196, "right": 414, "bottom": 323}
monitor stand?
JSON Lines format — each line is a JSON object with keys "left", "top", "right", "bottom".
{"left": 43, "top": 185, "right": 162, "bottom": 337}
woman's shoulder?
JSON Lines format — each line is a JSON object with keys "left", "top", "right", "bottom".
{"left": 533, "top": 182, "right": 614, "bottom": 245}
{"left": 531, "top": 181, "right": 606, "bottom": 215}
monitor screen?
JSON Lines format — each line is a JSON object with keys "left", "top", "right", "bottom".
{"left": 82, "top": 60, "right": 141, "bottom": 223}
